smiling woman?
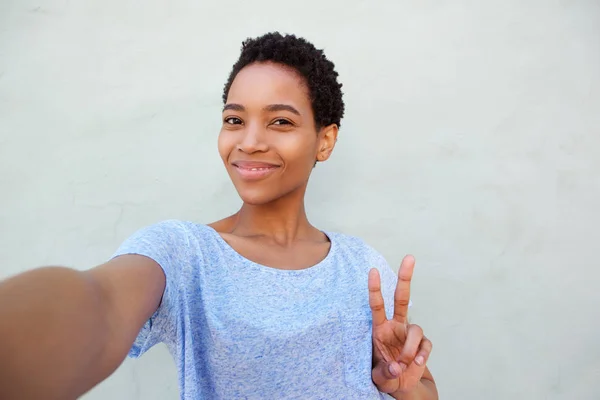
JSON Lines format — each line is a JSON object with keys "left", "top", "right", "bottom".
{"left": 219, "top": 61, "right": 338, "bottom": 205}
{"left": 0, "top": 33, "right": 437, "bottom": 400}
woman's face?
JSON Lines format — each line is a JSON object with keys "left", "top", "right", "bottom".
{"left": 219, "top": 62, "right": 337, "bottom": 205}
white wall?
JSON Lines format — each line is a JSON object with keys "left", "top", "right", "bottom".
{"left": 1, "top": 1, "right": 599, "bottom": 398}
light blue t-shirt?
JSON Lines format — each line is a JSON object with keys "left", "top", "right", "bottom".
{"left": 113, "top": 220, "right": 403, "bottom": 399}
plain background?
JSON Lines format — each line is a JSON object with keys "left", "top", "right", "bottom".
{"left": 1, "top": 0, "right": 599, "bottom": 399}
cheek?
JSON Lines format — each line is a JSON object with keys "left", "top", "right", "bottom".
{"left": 217, "top": 130, "right": 232, "bottom": 162}
{"left": 279, "top": 136, "right": 318, "bottom": 169}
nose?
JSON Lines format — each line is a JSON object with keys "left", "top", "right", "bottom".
{"left": 237, "top": 122, "right": 269, "bottom": 154}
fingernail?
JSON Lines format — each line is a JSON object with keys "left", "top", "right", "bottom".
{"left": 388, "top": 363, "right": 400, "bottom": 377}
{"left": 399, "top": 362, "right": 408, "bottom": 372}
{"left": 415, "top": 356, "right": 425, "bottom": 365}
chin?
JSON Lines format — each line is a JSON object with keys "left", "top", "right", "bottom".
{"left": 236, "top": 188, "right": 281, "bottom": 206}
{"left": 232, "top": 179, "right": 306, "bottom": 206}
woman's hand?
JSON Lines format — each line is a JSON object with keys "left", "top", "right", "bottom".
{"left": 369, "top": 256, "right": 433, "bottom": 396}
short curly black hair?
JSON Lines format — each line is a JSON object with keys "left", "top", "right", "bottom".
{"left": 222, "top": 32, "right": 345, "bottom": 129}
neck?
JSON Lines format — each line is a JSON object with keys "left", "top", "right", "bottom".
{"left": 229, "top": 186, "right": 319, "bottom": 245}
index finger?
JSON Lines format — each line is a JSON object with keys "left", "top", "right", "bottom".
{"left": 393, "top": 255, "right": 415, "bottom": 324}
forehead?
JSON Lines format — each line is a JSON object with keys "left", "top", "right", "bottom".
{"left": 226, "top": 62, "right": 311, "bottom": 109}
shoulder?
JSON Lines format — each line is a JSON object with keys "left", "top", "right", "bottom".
{"left": 327, "top": 231, "right": 388, "bottom": 265}
{"left": 328, "top": 231, "right": 403, "bottom": 310}
{"left": 124, "top": 219, "right": 214, "bottom": 239}
{"left": 327, "top": 230, "right": 398, "bottom": 282}
{"left": 113, "top": 220, "right": 221, "bottom": 280}
{"left": 114, "top": 220, "right": 218, "bottom": 257}
{"left": 140, "top": 219, "right": 190, "bottom": 234}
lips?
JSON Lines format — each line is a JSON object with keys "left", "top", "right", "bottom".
{"left": 231, "top": 160, "right": 280, "bottom": 180}
{"left": 233, "top": 160, "right": 280, "bottom": 169}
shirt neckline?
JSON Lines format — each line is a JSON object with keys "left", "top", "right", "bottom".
{"left": 202, "top": 224, "right": 336, "bottom": 275}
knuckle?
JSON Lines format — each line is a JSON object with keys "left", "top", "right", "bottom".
{"left": 400, "top": 344, "right": 419, "bottom": 360}
{"left": 424, "top": 338, "right": 433, "bottom": 351}
{"left": 409, "top": 324, "right": 423, "bottom": 337}
{"left": 399, "top": 352, "right": 415, "bottom": 364}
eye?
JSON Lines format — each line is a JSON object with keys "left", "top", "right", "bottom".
{"left": 224, "top": 117, "right": 243, "bottom": 125}
{"left": 271, "top": 118, "right": 292, "bottom": 126}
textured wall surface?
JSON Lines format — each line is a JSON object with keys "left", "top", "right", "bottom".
{"left": 1, "top": 1, "right": 599, "bottom": 399}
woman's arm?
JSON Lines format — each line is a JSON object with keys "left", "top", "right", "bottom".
{"left": 0, "top": 255, "right": 165, "bottom": 400}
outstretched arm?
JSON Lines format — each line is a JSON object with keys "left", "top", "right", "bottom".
{"left": 0, "top": 255, "right": 165, "bottom": 400}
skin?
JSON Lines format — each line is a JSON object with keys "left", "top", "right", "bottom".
{"left": 370, "top": 256, "right": 438, "bottom": 399}
{"left": 0, "top": 61, "right": 437, "bottom": 400}
{"left": 210, "top": 62, "right": 337, "bottom": 269}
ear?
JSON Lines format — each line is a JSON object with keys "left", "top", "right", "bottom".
{"left": 316, "top": 124, "right": 339, "bottom": 163}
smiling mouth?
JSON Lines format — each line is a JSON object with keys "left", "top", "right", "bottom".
{"left": 237, "top": 166, "right": 276, "bottom": 171}
{"left": 232, "top": 163, "right": 280, "bottom": 180}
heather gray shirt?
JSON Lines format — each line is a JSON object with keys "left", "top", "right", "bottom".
{"left": 114, "top": 220, "right": 403, "bottom": 399}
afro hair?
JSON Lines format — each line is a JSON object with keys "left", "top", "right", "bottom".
{"left": 223, "top": 32, "right": 345, "bottom": 129}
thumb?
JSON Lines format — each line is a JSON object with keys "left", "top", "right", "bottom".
{"left": 372, "top": 361, "right": 401, "bottom": 393}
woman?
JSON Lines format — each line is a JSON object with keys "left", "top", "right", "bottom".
{"left": 0, "top": 33, "right": 437, "bottom": 399}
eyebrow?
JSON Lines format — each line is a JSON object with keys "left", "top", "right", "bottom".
{"left": 223, "top": 103, "right": 301, "bottom": 116}
{"left": 264, "top": 104, "right": 301, "bottom": 116}
{"left": 223, "top": 103, "right": 245, "bottom": 112}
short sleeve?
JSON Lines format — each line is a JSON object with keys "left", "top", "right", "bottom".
{"left": 111, "top": 220, "right": 189, "bottom": 358}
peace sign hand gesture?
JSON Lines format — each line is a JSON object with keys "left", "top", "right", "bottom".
{"left": 369, "top": 255, "right": 434, "bottom": 397}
